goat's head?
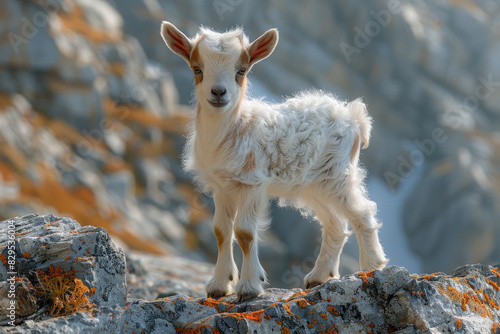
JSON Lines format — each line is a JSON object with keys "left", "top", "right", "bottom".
{"left": 161, "top": 22, "right": 278, "bottom": 113}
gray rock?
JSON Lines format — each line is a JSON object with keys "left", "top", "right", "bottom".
{"left": 1, "top": 0, "right": 500, "bottom": 302}
{"left": 0, "top": 214, "right": 127, "bottom": 325}
{"left": 125, "top": 251, "right": 213, "bottom": 300}
{"left": 48, "top": 83, "right": 107, "bottom": 131}
{"left": 75, "top": 0, "right": 123, "bottom": 38}
{"left": 5, "top": 258, "right": 499, "bottom": 333}
{"left": 102, "top": 170, "right": 135, "bottom": 201}
{"left": 0, "top": 212, "right": 499, "bottom": 332}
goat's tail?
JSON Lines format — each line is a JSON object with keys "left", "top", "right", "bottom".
{"left": 348, "top": 99, "right": 372, "bottom": 164}
{"left": 349, "top": 98, "right": 372, "bottom": 149}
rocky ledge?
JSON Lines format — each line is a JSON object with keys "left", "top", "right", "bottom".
{"left": 1, "top": 215, "right": 499, "bottom": 333}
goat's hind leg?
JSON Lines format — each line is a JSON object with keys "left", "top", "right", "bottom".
{"left": 304, "top": 196, "right": 351, "bottom": 289}
{"left": 206, "top": 192, "right": 239, "bottom": 298}
{"left": 336, "top": 188, "right": 388, "bottom": 271}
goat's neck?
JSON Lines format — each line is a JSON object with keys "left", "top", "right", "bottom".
{"left": 194, "top": 85, "right": 247, "bottom": 142}
{"left": 193, "top": 102, "right": 240, "bottom": 166}
{"left": 195, "top": 105, "right": 234, "bottom": 141}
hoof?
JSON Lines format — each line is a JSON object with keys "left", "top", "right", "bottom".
{"left": 305, "top": 280, "right": 324, "bottom": 289}
{"left": 237, "top": 290, "right": 261, "bottom": 302}
{"left": 236, "top": 279, "right": 263, "bottom": 302}
{"left": 207, "top": 290, "right": 228, "bottom": 299}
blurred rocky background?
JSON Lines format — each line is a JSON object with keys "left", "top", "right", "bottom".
{"left": 0, "top": 0, "right": 499, "bottom": 289}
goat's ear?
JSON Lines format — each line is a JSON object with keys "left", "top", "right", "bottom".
{"left": 248, "top": 28, "right": 279, "bottom": 66}
{"left": 161, "top": 21, "right": 192, "bottom": 63}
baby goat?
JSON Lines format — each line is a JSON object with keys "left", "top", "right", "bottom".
{"left": 161, "top": 22, "right": 388, "bottom": 301}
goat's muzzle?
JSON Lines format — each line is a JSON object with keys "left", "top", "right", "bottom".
{"left": 208, "top": 100, "right": 229, "bottom": 108}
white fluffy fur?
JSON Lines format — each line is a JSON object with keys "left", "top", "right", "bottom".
{"left": 161, "top": 22, "right": 388, "bottom": 301}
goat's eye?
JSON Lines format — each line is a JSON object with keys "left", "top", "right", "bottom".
{"left": 193, "top": 67, "right": 202, "bottom": 74}
{"left": 237, "top": 68, "right": 246, "bottom": 75}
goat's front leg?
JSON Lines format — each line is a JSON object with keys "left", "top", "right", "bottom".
{"left": 206, "top": 192, "right": 238, "bottom": 298}
{"left": 234, "top": 185, "right": 268, "bottom": 302}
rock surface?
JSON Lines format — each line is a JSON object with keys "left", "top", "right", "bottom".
{"left": 1, "top": 215, "right": 500, "bottom": 333}
{"left": 0, "top": 214, "right": 127, "bottom": 324}
{"left": 125, "top": 250, "right": 213, "bottom": 300}
{"left": 1, "top": 0, "right": 500, "bottom": 291}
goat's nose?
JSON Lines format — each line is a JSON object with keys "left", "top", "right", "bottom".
{"left": 211, "top": 86, "right": 227, "bottom": 97}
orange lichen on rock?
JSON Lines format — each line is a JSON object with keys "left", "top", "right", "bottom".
{"left": 224, "top": 310, "right": 264, "bottom": 323}
{"left": 485, "top": 277, "right": 500, "bottom": 291}
{"left": 0, "top": 161, "right": 17, "bottom": 182}
{"left": 419, "top": 273, "right": 438, "bottom": 281}
{"left": 17, "top": 157, "right": 167, "bottom": 256}
{"left": 281, "top": 327, "right": 290, "bottom": 334}
{"left": 109, "top": 62, "right": 126, "bottom": 77}
{"left": 102, "top": 159, "right": 130, "bottom": 174}
{"left": 104, "top": 98, "right": 185, "bottom": 136}
{"left": 283, "top": 303, "right": 300, "bottom": 320}
{"left": 58, "top": 5, "right": 120, "bottom": 43}
{"left": 0, "top": 254, "right": 8, "bottom": 268}
{"left": 22, "top": 252, "right": 30, "bottom": 259}
{"left": 320, "top": 313, "right": 328, "bottom": 319}
{"left": 493, "top": 323, "right": 499, "bottom": 332}
{"left": 455, "top": 318, "right": 463, "bottom": 330}
{"left": 197, "top": 298, "right": 222, "bottom": 309}
{"left": 438, "top": 284, "right": 492, "bottom": 319}
{"left": 327, "top": 305, "right": 340, "bottom": 316}
{"left": 358, "top": 270, "right": 375, "bottom": 287}
{"left": 366, "top": 322, "right": 375, "bottom": 334}
{"left": 324, "top": 325, "right": 338, "bottom": 334}
{"left": 44, "top": 219, "right": 62, "bottom": 226}
{"left": 36, "top": 265, "right": 95, "bottom": 316}
{"left": 491, "top": 268, "right": 500, "bottom": 279}
{"left": 296, "top": 298, "right": 309, "bottom": 308}
{"left": 0, "top": 92, "right": 11, "bottom": 110}
{"left": 483, "top": 292, "right": 500, "bottom": 310}
{"left": 182, "top": 326, "right": 221, "bottom": 334}
{"left": 284, "top": 291, "right": 307, "bottom": 302}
